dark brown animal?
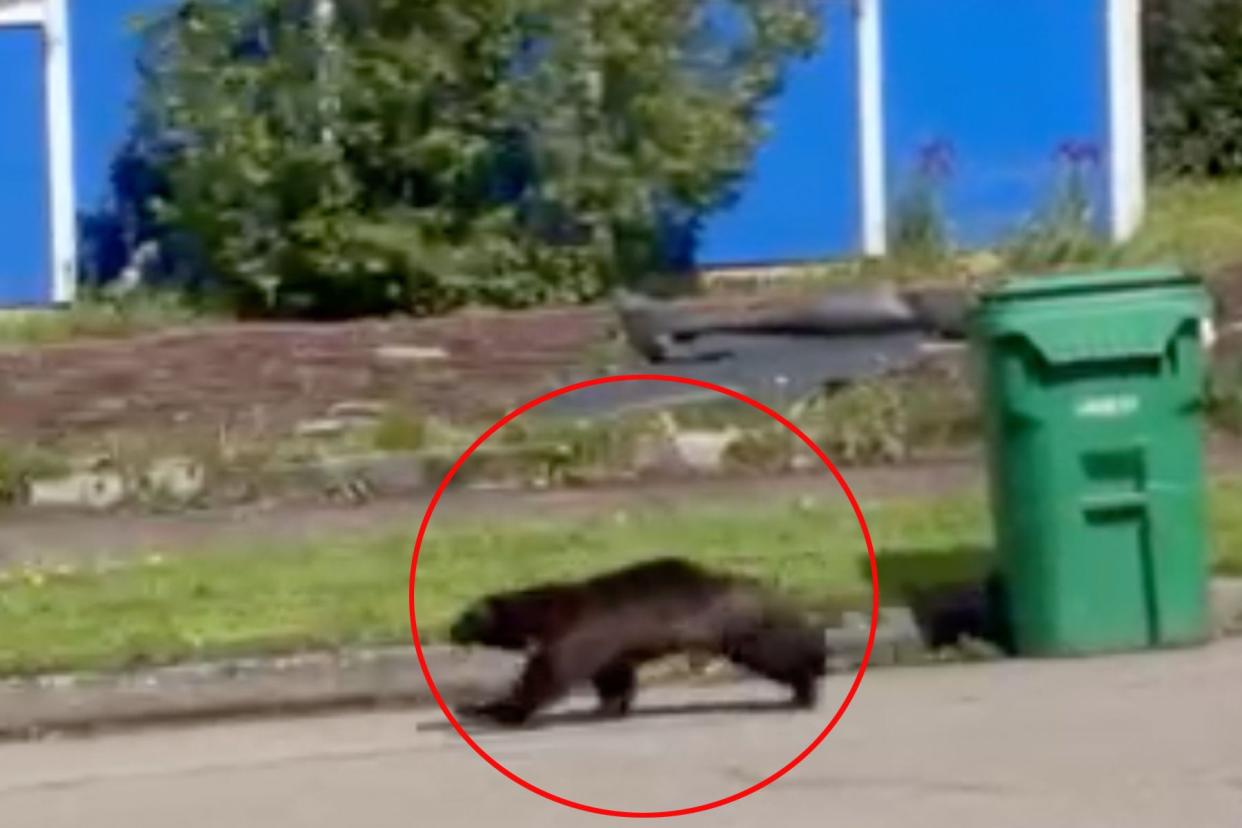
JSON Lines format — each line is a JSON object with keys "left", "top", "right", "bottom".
{"left": 449, "top": 557, "right": 828, "bottom": 726}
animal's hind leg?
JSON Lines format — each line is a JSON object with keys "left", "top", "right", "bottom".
{"left": 788, "top": 670, "right": 820, "bottom": 709}
{"left": 592, "top": 661, "right": 637, "bottom": 718}
{"left": 464, "top": 649, "right": 566, "bottom": 726}
{"left": 724, "top": 625, "right": 825, "bottom": 709}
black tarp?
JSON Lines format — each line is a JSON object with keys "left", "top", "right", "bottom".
{"left": 532, "top": 285, "right": 970, "bottom": 418}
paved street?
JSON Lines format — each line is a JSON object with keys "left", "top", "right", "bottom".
{"left": 2, "top": 638, "right": 1241, "bottom": 827}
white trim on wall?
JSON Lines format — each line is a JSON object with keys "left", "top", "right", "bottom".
{"left": 1106, "top": 0, "right": 1145, "bottom": 242}
{"left": 856, "top": 0, "right": 887, "bottom": 257}
{"left": 44, "top": 0, "right": 77, "bottom": 303}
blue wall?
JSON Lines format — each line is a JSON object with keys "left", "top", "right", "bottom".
{"left": 0, "top": 1, "right": 160, "bottom": 306}
{"left": 71, "top": 2, "right": 169, "bottom": 209}
{"left": 698, "top": 0, "right": 861, "bottom": 267}
{"left": 0, "top": 28, "right": 51, "bottom": 305}
{"left": 881, "top": 0, "right": 1112, "bottom": 247}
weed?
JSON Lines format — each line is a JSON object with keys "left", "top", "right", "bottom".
{"left": 0, "top": 289, "right": 205, "bottom": 347}
{"left": 722, "top": 427, "right": 796, "bottom": 474}
{"left": 665, "top": 400, "right": 773, "bottom": 432}
{"left": 371, "top": 408, "right": 429, "bottom": 452}
{"left": 0, "top": 443, "right": 72, "bottom": 505}
{"left": 1003, "top": 153, "right": 1109, "bottom": 272}
{"left": 796, "top": 382, "right": 911, "bottom": 465}
{"left": 1208, "top": 353, "right": 1242, "bottom": 435}
{"left": 889, "top": 175, "right": 953, "bottom": 268}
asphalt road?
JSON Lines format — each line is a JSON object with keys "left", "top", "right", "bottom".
{"left": 3, "top": 638, "right": 1241, "bottom": 827}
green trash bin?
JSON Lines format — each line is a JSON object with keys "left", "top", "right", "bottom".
{"left": 971, "top": 268, "right": 1214, "bottom": 657}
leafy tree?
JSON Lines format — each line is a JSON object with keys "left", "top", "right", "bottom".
{"left": 1145, "top": 0, "right": 1242, "bottom": 177}
{"left": 98, "top": 0, "right": 821, "bottom": 317}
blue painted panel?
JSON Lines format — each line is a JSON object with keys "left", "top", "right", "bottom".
{"left": 1, "top": 2, "right": 169, "bottom": 306}
{"left": 71, "top": 1, "right": 170, "bottom": 208}
{"left": 0, "top": 27, "right": 51, "bottom": 305}
{"left": 882, "top": 0, "right": 1111, "bottom": 249}
{"left": 698, "top": 0, "right": 861, "bottom": 266}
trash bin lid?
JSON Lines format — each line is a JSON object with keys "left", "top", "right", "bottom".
{"left": 971, "top": 268, "right": 1211, "bottom": 365}
{"left": 978, "top": 267, "right": 1200, "bottom": 305}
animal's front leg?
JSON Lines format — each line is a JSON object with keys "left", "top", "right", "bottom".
{"left": 460, "top": 649, "right": 565, "bottom": 727}
{"left": 592, "top": 661, "right": 637, "bottom": 718}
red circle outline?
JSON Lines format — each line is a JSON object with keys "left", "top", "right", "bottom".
{"left": 409, "top": 374, "right": 879, "bottom": 819}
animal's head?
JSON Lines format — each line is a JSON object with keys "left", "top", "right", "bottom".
{"left": 449, "top": 592, "right": 551, "bottom": 652}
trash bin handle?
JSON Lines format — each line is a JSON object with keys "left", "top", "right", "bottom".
{"left": 1080, "top": 443, "right": 1149, "bottom": 516}
{"left": 1081, "top": 491, "right": 1147, "bottom": 515}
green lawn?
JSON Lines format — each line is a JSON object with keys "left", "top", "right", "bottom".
{"left": 2, "top": 478, "right": 1241, "bottom": 679}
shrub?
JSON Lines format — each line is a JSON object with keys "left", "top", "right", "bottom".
{"left": 94, "top": 0, "right": 821, "bottom": 318}
{"left": 1145, "top": 0, "right": 1242, "bottom": 177}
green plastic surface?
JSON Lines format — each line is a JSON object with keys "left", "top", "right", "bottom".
{"left": 970, "top": 268, "right": 1213, "bottom": 656}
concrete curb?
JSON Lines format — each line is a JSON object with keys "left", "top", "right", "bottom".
{"left": 0, "top": 647, "right": 522, "bottom": 740}
{"left": 0, "top": 610, "right": 919, "bottom": 741}
{"left": 2, "top": 582, "right": 1240, "bottom": 741}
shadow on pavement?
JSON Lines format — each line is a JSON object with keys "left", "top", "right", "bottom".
{"left": 418, "top": 697, "right": 804, "bottom": 735}
{"left": 863, "top": 545, "right": 1013, "bottom": 653}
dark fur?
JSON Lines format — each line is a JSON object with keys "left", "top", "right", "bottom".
{"left": 449, "top": 557, "right": 827, "bottom": 726}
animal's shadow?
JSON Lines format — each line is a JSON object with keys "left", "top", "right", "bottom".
{"left": 417, "top": 696, "right": 805, "bottom": 735}
{"left": 862, "top": 545, "right": 1014, "bottom": 654}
